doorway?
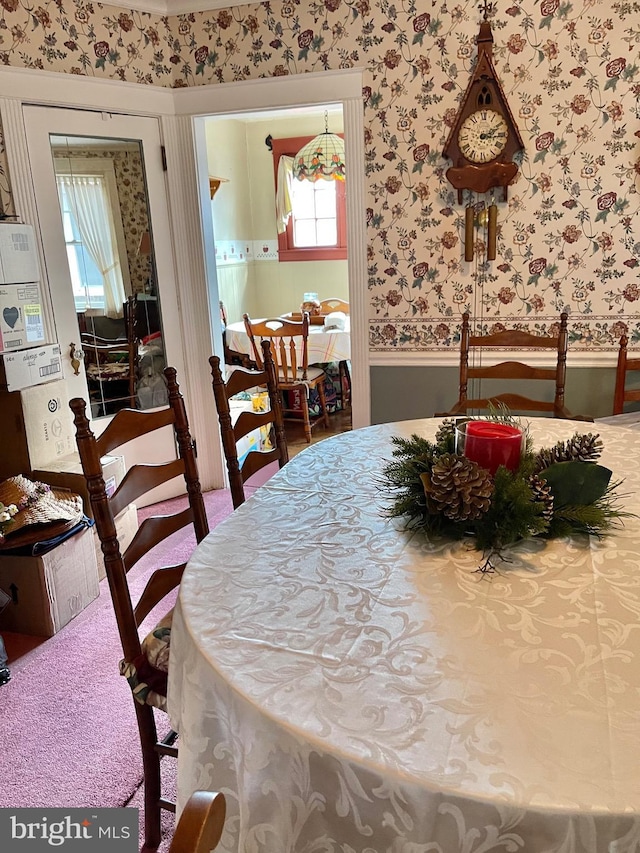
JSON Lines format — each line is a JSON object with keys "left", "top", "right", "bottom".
{"left": 200, "top": 104, "right": 353, "bottom": 440}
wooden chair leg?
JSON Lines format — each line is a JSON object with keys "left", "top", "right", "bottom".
{"left": 317, "top": 379, "right": 330, "bottom": 429}
{"left": 136, "top": 703, "right": 163, "bottom": 852}
{"left": 300, "top": 390, "right": 313, "bottom": 443}
{"left": 339, "top": 360, "right": 351, "bottom": 409}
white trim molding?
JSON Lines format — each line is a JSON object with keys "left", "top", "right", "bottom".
{"left": 0, "top": 66, "right": 175, "bottom": 115}
{"left": 116, "top": 0, "right": 257, "bottom": 14}
{"left": 369, "top": 350, "right": 620, "bottom": 369}
{"left": 173, "top": 68, "right": 364, "bottom": 117}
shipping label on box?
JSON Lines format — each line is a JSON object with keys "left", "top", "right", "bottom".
{"left": 0, "top": 282, "right": 45, "bottom": 353}
{"left": 0, "top": 343, "right": 62, "bottom": 391}
{"left": 0, "top": 527, "right": 99, "bottom": 637}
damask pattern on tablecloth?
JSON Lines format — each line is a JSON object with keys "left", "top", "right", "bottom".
{"left": 168, "top": 419, "right": 640, "bottom": 853}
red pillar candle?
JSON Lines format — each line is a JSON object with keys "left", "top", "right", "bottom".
{"left": 462, "top": 421, "right": 524, "bottom": 476}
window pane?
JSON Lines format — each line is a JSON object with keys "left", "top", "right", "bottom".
{"left": 294, "top": 220, "right": 317, "bottom": 247}
{"left": 314, "top": 183, "right": 336, "bottom": 217}
{"left": 316, "top": 219, "right": 337, "bottom": 245}
{"left": 291, "top": 179, "right": 314, "bottom": 207}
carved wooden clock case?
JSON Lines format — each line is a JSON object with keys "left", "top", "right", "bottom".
{"left": 443, "top": 13, "right": 524, "bottom": 204}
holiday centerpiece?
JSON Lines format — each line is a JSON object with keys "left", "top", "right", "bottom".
{"left": 380, "top": 411, "right": 632, "bottom": 572}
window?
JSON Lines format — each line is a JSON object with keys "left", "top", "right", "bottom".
{"left": 58, "top": 179, "right": 106, "bottom": 312}
{"left": 54, "top": 157, "right": 130, "bottom": 318}
{"left": 272, "top": 136, "right": 347, "bottom": 262}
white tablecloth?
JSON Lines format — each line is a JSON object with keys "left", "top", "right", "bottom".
{"left": 225, "top": 317, "right": 350, "bottom": 365}
{"left": 168, "top": 418, "right": 640, "bottom": 853}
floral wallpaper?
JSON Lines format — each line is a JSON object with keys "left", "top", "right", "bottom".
{"left": 51, "top": 144, "right": 151, "bottom": 296}
{"left": 0, "top": 0, "right": 639, "bottom": 352}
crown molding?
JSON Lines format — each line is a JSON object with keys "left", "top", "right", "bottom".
{"left": 112, "top": 0, "right": 257, "bottom": 14}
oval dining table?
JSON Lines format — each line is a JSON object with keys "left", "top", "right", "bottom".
{"left": 167, "top": 417, "right": 640, "bottom": 853}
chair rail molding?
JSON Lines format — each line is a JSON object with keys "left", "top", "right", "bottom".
{"left": 368, "top": 350, "right": 620, "bottom": 369}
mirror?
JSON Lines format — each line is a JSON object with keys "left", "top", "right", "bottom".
{"left": 49, "top": 134, "right": 167, "bottom": 419}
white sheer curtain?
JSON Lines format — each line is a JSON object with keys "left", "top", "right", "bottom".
{"left": 57, "top": 174, "right": 126, "bottom": 318}
{"left": 275, "top": 155, "right": 294, "bottom": 234}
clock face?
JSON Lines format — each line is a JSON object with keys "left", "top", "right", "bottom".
{"left": 457, "top": 109, "right": 509, "bottom": 164}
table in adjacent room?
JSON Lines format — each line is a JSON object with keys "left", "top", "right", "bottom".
{"left": 225, "top": 316, "right": 350, "bottom": 365}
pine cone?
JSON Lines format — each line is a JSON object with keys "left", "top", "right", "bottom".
{"left": 529, "top": 474, "right": 554, "bottom": 527}
{"left": 426, "top": 454, "right": 494, "bottom": 521}
{"left": 434, "top": 419, "right": 457, "bottom": 452}
{"left": 533, "top": 432, "right": 603, "bottom": 473}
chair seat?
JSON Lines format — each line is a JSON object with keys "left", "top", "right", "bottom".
{"left": 120, "top": 610, "right": 172, "bottom": 712}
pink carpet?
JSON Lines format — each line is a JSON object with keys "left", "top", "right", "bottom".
{"left": 0, "top": 487, "right": 234, "bottom": 849}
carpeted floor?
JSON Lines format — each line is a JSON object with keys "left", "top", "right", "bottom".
{"left": 0, "top": 487, "right": 235, "bottom": 851}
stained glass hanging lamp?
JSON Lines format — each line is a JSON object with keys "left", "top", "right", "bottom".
{"left": 293, "top": 111, "right": 346, "bottom": 183}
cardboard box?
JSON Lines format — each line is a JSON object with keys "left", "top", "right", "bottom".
{"left": 0, "top": 380, "right": 75, "bottom": 478}
{"left": 0, "top": 223, "right": 40, "bottom": 284}
{"left": 33, "top": 453, "right": 126, "bottom": 518}
{"left": 0, "top": 527, "right": 99, "bottom": 637}
{"left": 0, "top": 343, "right": 62, "bottom": 391}
{"left": 93, "top": 503, "right": 138, "bottom": 582}
{"left": 0, "top": 282, "right": 45, "bottom": 353}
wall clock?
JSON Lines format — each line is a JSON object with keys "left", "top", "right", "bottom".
{"left": 442, "top": 2, "right": 524, "bottom": 205}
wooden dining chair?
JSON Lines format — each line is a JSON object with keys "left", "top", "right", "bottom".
{"left": 243, "top": 313, "right": 330, "bottom": 443}
{"left": 219, "top": 300, "right": 252, "bottom": 368}
{"left": 319, "top": 298, "right": 351, "bottom": 409}
{"left": 168, "top": 790, "right": 226, "bottom": 853}
{"left": 437, "top": 312, "right": 591, "bottom": 419}
{"left": 210, "top": 339, "right": 289, "bottom": 509}
{"left": 612, "top": 334, "right": 640, "bottom": 415}
{"left": 319, "top": 297, "right": 349, "bottom": 314}
{"left": 70, "top": 367, "right": 209, "bottom": 853}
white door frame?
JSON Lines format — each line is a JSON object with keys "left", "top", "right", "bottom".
{"left": 180, "top": 70, "right": 370, "bottom": 431}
